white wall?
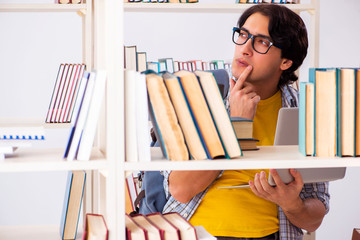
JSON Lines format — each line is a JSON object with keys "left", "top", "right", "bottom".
{"left": 0, "top": 0, "right": 359, "bottom": 239}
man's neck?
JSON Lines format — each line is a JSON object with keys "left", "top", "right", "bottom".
{"left": 250, "top": 81, "right": 280, "bottom": 100}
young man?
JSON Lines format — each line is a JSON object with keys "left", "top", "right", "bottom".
{"left": 161, "top": 4, "right": 329, "bottom": 240}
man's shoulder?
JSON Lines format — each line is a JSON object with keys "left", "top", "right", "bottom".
{"left": 280, "top": 84, "right": 299, "bottom": 107}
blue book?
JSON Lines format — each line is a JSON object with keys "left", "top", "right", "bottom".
{"left": 60, "top": 170, "right": 86, "bottom": 240}
{"left": 298, "top": 81, "right": 314, "bottom": 156}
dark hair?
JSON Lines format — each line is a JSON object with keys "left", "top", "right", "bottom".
{"left": 237, "top": 4, "right": 308, "bottom": 87}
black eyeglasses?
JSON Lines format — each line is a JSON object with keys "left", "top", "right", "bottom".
{"left": 232, "top": 27, "right": 282, "bottom": 54}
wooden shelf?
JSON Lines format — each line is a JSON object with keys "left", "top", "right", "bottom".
{"left": 124, "top": 146, "right": 360, "bottom": 171}
{"left": 0, "top": 225, "right": 83, "bottom": 240}
{"left": 0, "top": 4, "right": 86, "bottom": 12}
{"left": 0, "top": 147, "right": 107, "bottom": 172}
{"left": 124, "top": 3, "right": 315, "bottom": 13}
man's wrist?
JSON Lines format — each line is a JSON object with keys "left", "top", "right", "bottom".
{"left": 282, "top": 197, "right": 304, "bottom": 215}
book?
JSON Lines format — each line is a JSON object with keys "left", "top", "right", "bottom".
{"left": 77, "top": 70, "right": 107, "bottom": 161}
{"left": 339, "top": 68, "right": 356, "bottom": 156}
{"left": 237, "top": 138, "right": 259, "bottom": 151}
{"left": 60, "top": 170, "right": 86, "bottom": 240}
{"left": 309, "top": 68, "right": 337, "bottom": 157}
{"left": 147, "top": 62, "right": 160, "bottom": 73}
{"left": 162, "top": 72, "right": 207, "bottom": 160}
{"left": 356, "top": 69, "right": 360, "bottom": 156}
{"left": 163, "top": 212, "right": 197, "bottom": 240}
{"left": 137, "top": 52, "right": 147, "bottom": 73}
{"left": 174, "top": 70, "right": 225, "bottom": 159}
{"left": 55, "top": 64, "right": 75, "bottom": 123}
{"left": 195, "top": 70, "right": 241, "bottom": 159}
{"left": 46, "top": 63, "right": 65, "bottom": 123}
{"left": 125, "top": 70, "right": 151, "bottom": 162}
{"left": 146, "top": 213, "right": 180, "bottom": 240}
{"left": 146, "top": 72, "right": 189, "bottom": 161}
{"left": 194, "top": 226, "right": 216, "bottom": 240}
{"left": 125, "top": 214, "right": 148, "bottom": 240}
{"left": 58, "top": 64, "right": 80, "bottom": 123}
{"left": 299, "top": 82, "right": 315, "bottom": 156}
{"left": 0, "top": 126, "right": 45, "bottom": 140}
{"left": 126, "top": 173, "right": 139, "bottom": 213}
{"left": 135, "top": 72, "right": 151, "bottom": 162}
{"left": 125, "top": 45, "right": 137, "bottom": 71}
{"left": 125, "top": 181, "right": 135, "bottom": 214}
{"left": 230, "top": 117, "right": 253, "bottom": 139}
{"left": 352, "top": 228, "right": 360, "bottom": 240}
{"left": 158, "top": 58, "right": 174, "bottom": 73}
{"left": 125, "top": 69, "right": 139, "bottom": 163}
{"left": 65, "top": 71, "right": 95, "bottom": 161}
{"left": 51, "top": 64, "right": 70, "bottom": 122}
{"left": 132, "top": 214, "right": 164, "bottom": 240}
{"left": 83, "top": 214, "right": 108, "bottom": 240}
{"left": 64, "top": 64, "right": 86, "bottom": 123}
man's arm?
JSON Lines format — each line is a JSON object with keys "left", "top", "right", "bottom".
{"left": 249, "top": 169, "right": 326, "bottom": 232}
{"left": 169, "top": 170, "right": 221, "bottom": 203}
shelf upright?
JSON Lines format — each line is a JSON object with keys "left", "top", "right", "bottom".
{"left": 93, "top": 0, "right": 125, "bottom": 239}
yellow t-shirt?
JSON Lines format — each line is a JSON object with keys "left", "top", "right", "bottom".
{"left": 189, "top": 90, "right": 282, "bottom": 238}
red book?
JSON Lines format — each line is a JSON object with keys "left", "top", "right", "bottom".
{"left": 82, "top": 213, "right": 108, "bottom": 240}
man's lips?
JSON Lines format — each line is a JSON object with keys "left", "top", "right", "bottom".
{"left": 236, "top": 58, "right": 249, "bottom": 67}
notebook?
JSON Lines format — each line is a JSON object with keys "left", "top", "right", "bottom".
{"left": 273, "top": 107, "right": 299, "bottom": 145}
{"left": 0, "top": 126, "right": 45, "bottom": 140}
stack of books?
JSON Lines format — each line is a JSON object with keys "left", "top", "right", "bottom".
{"left": 63, "top": 70, "right": 107, "bottom": 161}
{"left": 299, "top": 68, "right": 360, "bottom": 157}
{"left": 231, "top": 117, "right": 259, "bottom": 151}
{"left": 45, "top": 63, "right": 86, "bottom": 124}
{"left": 126, "top": 212, "right": 215, "bottom": 240}
{"left": 236, "top": 0, "right": 299, "bottom": 3}
{"left": 124, "top": 0, "right": 198, "bottom": 3}
{"left": 146, "top": 70, "right": 242, "bottom": 161}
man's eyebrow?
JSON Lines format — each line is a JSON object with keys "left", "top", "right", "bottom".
{"left": 240, "top": 27, "right": 272, "bottom": 40}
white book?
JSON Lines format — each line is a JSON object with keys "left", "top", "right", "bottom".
{"left": 64, "top": 72, "right": 90, "bottom": 158}
{"left": 65, "top": 72, "right": 96, "bottom": 161}
{"left": 76, "top": 70, "right": 107, "bottom": 161}
{"left": 135, "top": 72, "right": 151, "bottom": 162}
{"left": 125, "top": 70, "right": 139, "bottom": 163}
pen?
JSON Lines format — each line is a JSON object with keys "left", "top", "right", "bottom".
{"left": 217, "top": 184, "right": 250, "bottom": 189}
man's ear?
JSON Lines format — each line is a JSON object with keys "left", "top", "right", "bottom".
{"left": 280, "top": 59, "right": 293, "bottom": 71}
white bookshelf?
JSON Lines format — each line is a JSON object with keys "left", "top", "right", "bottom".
{"left": 0, "top": 1, "right": 327, "bottom": 239}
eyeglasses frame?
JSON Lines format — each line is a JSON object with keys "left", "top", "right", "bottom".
{"left": 232, "top": 27, "right": 282, "bottom": 54}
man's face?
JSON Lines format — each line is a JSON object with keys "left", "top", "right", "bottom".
{"left": 231, "top": 13, "right": 284, "bottom": 85}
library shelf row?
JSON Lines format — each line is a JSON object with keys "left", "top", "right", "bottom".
{"left": 0, "top": 4, "right": 86, "bottom": 12}
{"left": 123, "top": 2, "right": 316, "bottom": 13}
{"left": 124, "top": 146, "right": 360, "bottom": 171}
{"left": 0, "top": 147, "right": 106, "bottom": 173}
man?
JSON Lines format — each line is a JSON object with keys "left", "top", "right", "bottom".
{"left": 162, "top": 4, "right": 329, "bottom": 240}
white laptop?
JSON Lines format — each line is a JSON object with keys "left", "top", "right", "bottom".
{"left": 218, "top": 107, "right": 346, "bottom": 189}
{"left": 271, "top": 107, "right": 346, "bottom": 186}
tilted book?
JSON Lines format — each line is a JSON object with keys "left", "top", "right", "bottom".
{"left": 174, "top": 70, "right": 225, "bottom": 159}
{"left": 195, "top": 70, "right": 242, "bottom": 159}
{"left": 146, "top": 72, "right": 189, "bottom": 161}
{"left": 162, "top": 72, "right": 207, "bottom": 160}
